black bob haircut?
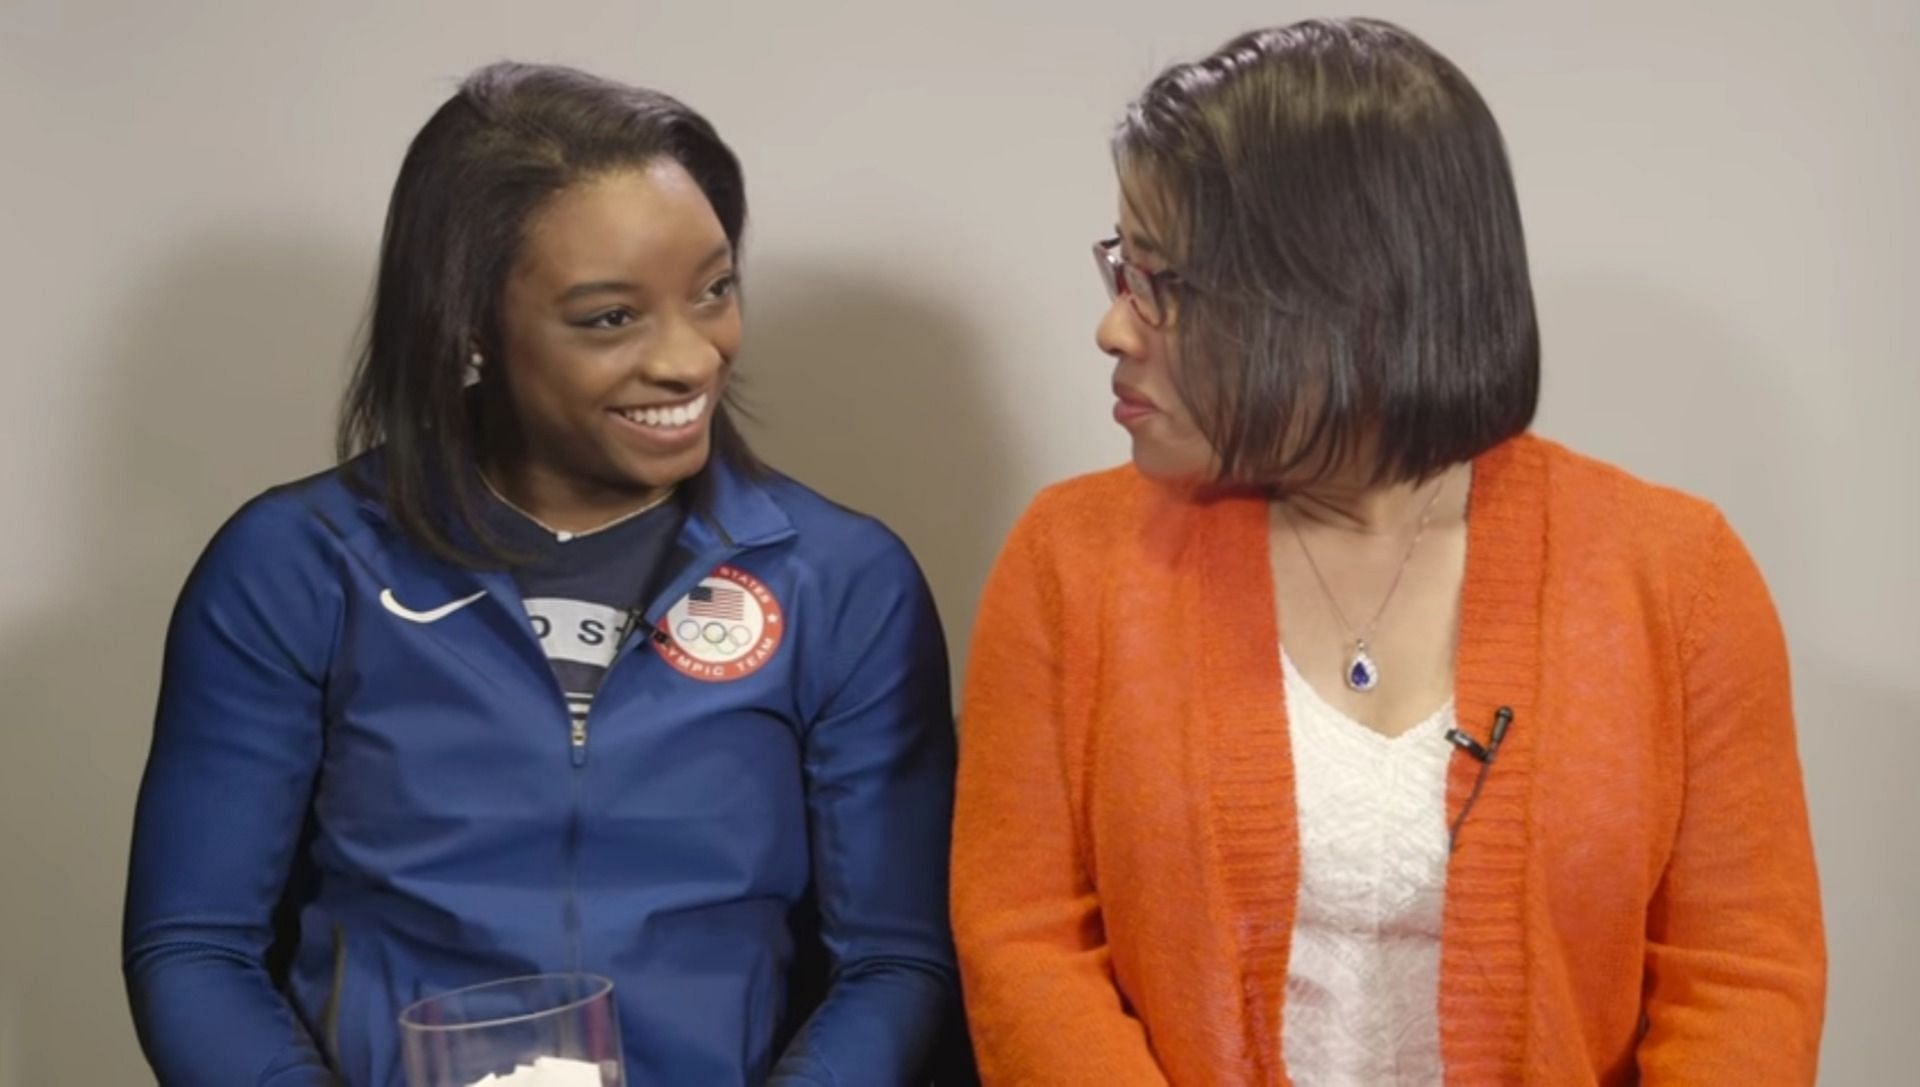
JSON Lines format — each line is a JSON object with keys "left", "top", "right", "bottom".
{"left": 1114, "top": 17, "right": 1540, "bottom": 487}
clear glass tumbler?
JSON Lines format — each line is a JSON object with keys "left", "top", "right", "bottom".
{"left": 397, "top": 973, "right": 624, "bottom": 1087}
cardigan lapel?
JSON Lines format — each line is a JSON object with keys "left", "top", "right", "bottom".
{"left": 1192, "top": 489, "right": 1296, "bottom": 1085}
{"left": 1440, "top": 435, "right": 1549, "bottom": 1083}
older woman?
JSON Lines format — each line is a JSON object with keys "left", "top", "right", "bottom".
{"left": 953, "top": 18, "right": 1824, "bottom": 1086}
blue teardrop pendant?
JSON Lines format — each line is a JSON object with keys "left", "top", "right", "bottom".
{"left": 1346, "top": 641, "right": 1380, "bottom": 693}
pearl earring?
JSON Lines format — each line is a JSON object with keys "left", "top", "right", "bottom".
{"left": 470, "top": 351, "right": 484, "bottom": 368}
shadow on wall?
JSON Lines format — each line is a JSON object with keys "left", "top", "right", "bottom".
{"left": 739, "top": 260, "right": 1017, "bottom": 694}
{"left": 0, "top": 234, "right": 363, "bottom": 1087}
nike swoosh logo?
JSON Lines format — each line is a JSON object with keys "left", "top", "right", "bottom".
{"left": 379, "top": 588, "right": 488, "bottom": 624}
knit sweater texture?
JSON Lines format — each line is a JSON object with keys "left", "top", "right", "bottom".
{"left": 952, "top": 434, "right": 1825, "bottom": 1085}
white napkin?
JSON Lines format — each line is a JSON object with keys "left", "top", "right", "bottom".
{"left": 465, "top": 1056, "right": 606, "bottom": 1086}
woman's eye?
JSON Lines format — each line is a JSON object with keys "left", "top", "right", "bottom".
{"left": 700, "top": 273, "right": 738, "bottom": 304}
{"left": 579, "top": 309, "right": 637, "bottom": 330}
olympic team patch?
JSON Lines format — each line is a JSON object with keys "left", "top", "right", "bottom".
{"left": 657, "top": 565, "right": 785, "bottom": 682}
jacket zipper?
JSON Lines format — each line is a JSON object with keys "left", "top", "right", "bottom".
{"left": 563, "top": 763, "right": 586, "bottom": 975}
{"left": 557, "top": 535, "right": 751, "bottom": 976}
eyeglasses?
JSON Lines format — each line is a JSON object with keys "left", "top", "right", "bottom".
{"left": 1093, "top": 236, "right": 1182, "bottom": 328}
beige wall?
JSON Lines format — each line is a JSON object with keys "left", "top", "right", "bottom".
{"left": 2, "top": 1, "right": 1913, "bottom": 1083}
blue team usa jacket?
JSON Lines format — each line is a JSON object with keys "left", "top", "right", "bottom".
{"left": 124, "top": 455, "right": 960, "bottom": 1086}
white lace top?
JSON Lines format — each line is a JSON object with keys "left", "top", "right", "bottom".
{"left": 1280, "top": 651, "right": 1453, "bottom": 1086}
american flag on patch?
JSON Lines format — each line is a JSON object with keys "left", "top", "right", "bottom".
{"left": 688, "top": 584, "right": 746, "bottom": 620}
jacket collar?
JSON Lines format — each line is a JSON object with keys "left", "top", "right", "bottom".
{"left": 685, "top": 457, "right": 797, "bottom": 552}
{"left": 338, "top": 451, "right": 798, "bottom": 681}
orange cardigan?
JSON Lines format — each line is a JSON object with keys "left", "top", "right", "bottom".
{"left": 952, "top": 435, "right": 1824, "bottom": 1085}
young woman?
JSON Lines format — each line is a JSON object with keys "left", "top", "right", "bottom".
{"left": 124, "top": 62, "right": 959, "bottom": 1086}
{"left": 953, "top": 19, "right": 1824, "bottom": 1086}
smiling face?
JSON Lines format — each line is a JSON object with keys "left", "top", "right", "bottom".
{"left": 489, "top": 158, "right": 741, "bottom": 518}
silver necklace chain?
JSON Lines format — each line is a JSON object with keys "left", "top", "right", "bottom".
{"left": 1281, "top": 477, "right": 1448, "bottom": 692}
{"left": 480, "top": 473, "right": 677, "bottom": 544}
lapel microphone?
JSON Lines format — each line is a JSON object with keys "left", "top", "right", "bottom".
{"left": 1446, "top": 705, "right": 1514, "bottom": 763}
{"left": 1447, "top": 706, "right": 1515, "bottom": 851}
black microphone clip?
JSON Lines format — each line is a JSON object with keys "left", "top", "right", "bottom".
{"left": 1445, "top": 727, "right": 1491, "bottom": 762}
{"left": 1447, "top": 707, "right": 1517, "bottom": 852}
{"left": 1446, "top": 706, "right": 1515, "bottom": 765}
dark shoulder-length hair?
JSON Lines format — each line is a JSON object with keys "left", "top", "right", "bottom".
{"left": 338, "top": 61, "right": 761, "bottom": 566}
{"left": 1114, "top": 18, "right": 1539, "bottom": 488}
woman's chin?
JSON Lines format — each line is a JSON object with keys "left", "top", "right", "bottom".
{"left": 611, "top": 434, "right": 712, "bottom": 494}
{"left": 1128, "top": 440, "right": 1214, "bottom": 487}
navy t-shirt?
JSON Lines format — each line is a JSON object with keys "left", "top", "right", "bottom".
{"left": 481, "top": 490, "right": 686, "bottom": 728}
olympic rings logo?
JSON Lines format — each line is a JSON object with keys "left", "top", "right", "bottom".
{"left": 675, "top": 618, "right": 755, "bottom": 650}
{"left": 658, "top": 565, "right": 786, "bottom": 681}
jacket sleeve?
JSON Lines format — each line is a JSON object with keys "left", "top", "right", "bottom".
{"left": 767, "top": 530, "right": 962, "bottom": 1087}
{"left": 1638, "top": 512, "right": 1826, "bottom": 1083}
{"left": 950, "top": 505, "right": 1169, "bottom": 1085}
{"left": 123, "top": 496, "right": 341, "bottom": 1087}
